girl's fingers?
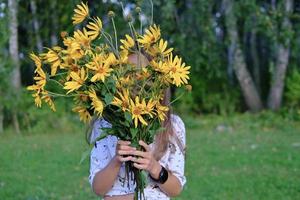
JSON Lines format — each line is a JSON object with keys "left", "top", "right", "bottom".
{"left": 119, "top": 145, "right": 136, "bottom": 151}
{"left": 119, "top": 156, "right": 133, "bottom": 162}
{"left": 118, "top": 140, "right": 131, "bottom": 145}
{"left": 117, "top": 150, "right": 134, "bottom": 156}
{"left": 131, "top": 150, "right": 148, "bottom": 158}
{"left": 131, "top": 157, "right": 148, "bottom": 165}
{"left": 133, "top": 163, "right": 147, "bottom": 170}
{"left": 139, "top": 140, "right": 151, "bottom": 152}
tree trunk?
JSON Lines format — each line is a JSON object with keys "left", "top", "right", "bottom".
{"left": 30, "top": 0, "right": 43, "bottom": 52}
{"left": 250, "top": 22, "right": 261, "bottom": 95}
{"left": 50, "top": 1, "right": 58, "bottom": 46}
{"left": 223, "top": 0, "right": 263, "bottom": 112}
{"left": 267, "top": 0, "right": 293, "bottom": 110}
{"left": 0, "top": 104, "right": 3, "bottom": 134}
{"left": 271, "top": 0, "right": 276, "bottom": 10}
{"left": 8, "top": 0, "right": 21, "bottom": 134}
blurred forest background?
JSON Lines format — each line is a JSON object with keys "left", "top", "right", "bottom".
{"left": 0, "top": 0, "right": 300, "bottom": 200}
{"left": 1, "top": 0, "right": 300, "bottom": 133}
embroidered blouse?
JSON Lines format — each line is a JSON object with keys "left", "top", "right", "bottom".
{"left": 89, "top": 114, "right": 186, "bottom": 200}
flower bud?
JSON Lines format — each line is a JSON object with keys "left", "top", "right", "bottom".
{"left": 126, "top": 14, "right": 133, "bottom": 22}
{"left": 135, "top": 7, "right": 141, "bottom": 14}
{"left": 108, "top": 11, "right": 115, "bottom": 18}
{"left": 185, "top": 84, "right": 192, "bottom": 92}
{"left": 60, "top": 31, "right": 68, "bottom": 38}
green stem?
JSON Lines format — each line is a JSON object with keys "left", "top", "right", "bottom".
{"left": 47, "top": 91, "right": 76, "bottom": 97}
{"left": 149, "top": 0, "right": 154, "bottom": 25}
{"left": 102, "top": 31, "right": 117, "bottom": 53}
{"left": 168, "top": 91, "right": 186, "bottom": 106}
{"left": 111, "top": 17, "right": 119, "bottom": 54}
{"left": 50, "top": 72, "right": 68, "bottom": 77}
{"left": 139, "top": 13, "right": 143, "bottom": 34}
{"left": 48, "top": 78, "right": 64, "bottom": 87}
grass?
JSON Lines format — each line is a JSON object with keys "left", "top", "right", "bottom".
{"left": 0, "top": 112, "right": 300, "bottom": 200}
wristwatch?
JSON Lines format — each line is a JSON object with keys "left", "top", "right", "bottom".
{"left": 150, "top": 165, "right": 169, "bottom": 184}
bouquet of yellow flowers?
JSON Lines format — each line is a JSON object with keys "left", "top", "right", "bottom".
{"left": 27, "top": 2, "right": 190, "bottom": 199}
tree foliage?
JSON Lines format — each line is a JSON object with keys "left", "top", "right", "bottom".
{"left": 1, "top": 0, "right": 300, "bottom": 131}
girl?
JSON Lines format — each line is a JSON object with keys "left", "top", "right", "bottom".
{"left": 88, "top": 55, "right": 186, "bottom": 200}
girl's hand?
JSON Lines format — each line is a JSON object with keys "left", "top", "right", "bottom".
{"left": 114, "top": 140, "right": 136, "bottom": 164}
{"left": 131, "top": 140, "right": 162, "bottom": 179}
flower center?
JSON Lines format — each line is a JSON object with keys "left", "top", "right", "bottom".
{"left": 170, "top": 66, "right": 177, "bottom": 73}
{"left": 98, "top": 67, "right": 105, "bottom": 74}
{"left": 133, "top": 106, "right": 143, "bottom": 115}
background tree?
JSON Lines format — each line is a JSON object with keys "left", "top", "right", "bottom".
{"left": 267, "top": 0, "right": 294, "bottom": 110}
{"left": 8, "top": 0, "right": 20, "bottom": 134}
{"left": 223, "top": 0, "right": 263, "bottom": 112}
{"left": 1, "top": 0, "right": 300, "bottom": 132}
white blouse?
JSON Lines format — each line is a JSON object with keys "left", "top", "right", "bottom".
{"left": 89, "top": 114, "right": 186, "bottom": 200}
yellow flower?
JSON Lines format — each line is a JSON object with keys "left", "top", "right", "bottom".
{"left": 72, "top": 105, "right": 92, "bottom": 123}
{"left": 116, "top": 76, "right": 133, "bottom": 88}
{"left": 105, "top": 52, "right": 117, "bottom": 66}
{"left": 32, "top": 92, "right": 42, "bottom": 108}
{"left": 75, "top": 91, "right": 89, "bottom": 103}
{"left": 149, "top": 39, "right": 173, "bottom": 57}
{"left": 60, "top": 54, "right": 74, "bottom": 69}
{"left": 63, "top": 37, "right": 73, "bottom": 47}
{"left": 72, "top": 2, "right": 89, "bottom": 25}
{"left": 43, "top": 48, "right": 61, "bottom": 76}
{"left": 118, "top": 50, "right": 129, "bottom": 64}
{"left": 130, "top": 96, "right": 148, "bottom": 128}
{"left": 111, "top": 89, "right": 130, "bottom": 112}
{"left": 86, "top": 56, "right": 113, "bottom": 82}
{"left": 142, "top": 98, "right": 156, "bottom": 118}
{"left": 27, "top": 74, "right": 43, "bottom": 108}
{"left": 120, "top": 34, "right": 135, "bottom": 51}
{"left": 136, "top": 68, "right": 150, "bottom": 80}
{"left": 41, "top": 91, "right": 56, "bottom": 111}
{"left": 68, "top": 41, "right": 85, "bottom": 60}
{"left": 73, "top": 28, "right": 91, "bottom": 49}
{"left": 88, "top": 88, "right": 104, "bottom": 116}
{"left": 150, "top": 60, "right": 169, "bottom": 74}
{"left": 87, "top": 17, "right": 102, "bottom": 40}
{"left": 64, "top": 67, "right": 87, "bottom": 94}
{"left": 166, "top": 54, "right": 191, "bottom": 86}
{"left": 29, "top": 53, "right": 42, "bottom": 71}
{"left": 33, "top": 68, "right": 47, "bottom": 88}
{"left": 137, "top": 24, "right": 161, "bottom": 47}
{"left": 27, "top": 67, "right": 46, "bottom": 94}
{"left": 155, "top": 101, "right": 169, "bottom": 121}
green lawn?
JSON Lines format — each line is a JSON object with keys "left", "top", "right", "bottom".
{"left": 0, "top": 113, "right": 300, "bottom": 200}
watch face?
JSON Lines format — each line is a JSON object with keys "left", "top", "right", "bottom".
{"left": 159, "top": 166, "right": 169, "bottom": 184}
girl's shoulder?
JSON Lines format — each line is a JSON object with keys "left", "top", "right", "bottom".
{"left": 90, "top": 118, "right": 112, "bottom": 144}
{"left": 170, "top": 113, "right": 186, "bottom": 146}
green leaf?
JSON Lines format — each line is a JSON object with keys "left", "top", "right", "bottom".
{"left": 130, "top": 128, "right": 138, "bottom": 139}
{"left": 124, "top": 112, "right": 132, "bottom": 122}
{"left": 104, "top": 93, "right": 114, "bottom": 104}
{"left": 79, "top": 147, "right": 92, "bottom": 164}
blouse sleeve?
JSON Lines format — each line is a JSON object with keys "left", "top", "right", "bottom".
{"left": 167, "top": 115, "right": 187, "bottom": 188}
{"left": 89, "top": 119, "right": 112, "bottom": 186}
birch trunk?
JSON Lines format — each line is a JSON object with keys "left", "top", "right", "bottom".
{"left": 223, "top": 0, "right": 263, "bottom": 112}
{"left": 267, "top": 0, "right": 293, "bottom": 110}
{"left": 8, "top": 0, "right": 21, "bottom": 134}
{"left": 50, "top": 1, "right": 58, "bottom": 46}
{"left": 30, "top": 0, "right": 43, "bottom": 52}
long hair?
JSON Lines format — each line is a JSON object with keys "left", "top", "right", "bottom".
{"left": 153, "top": 88, "right": 185, "bottom": 160}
